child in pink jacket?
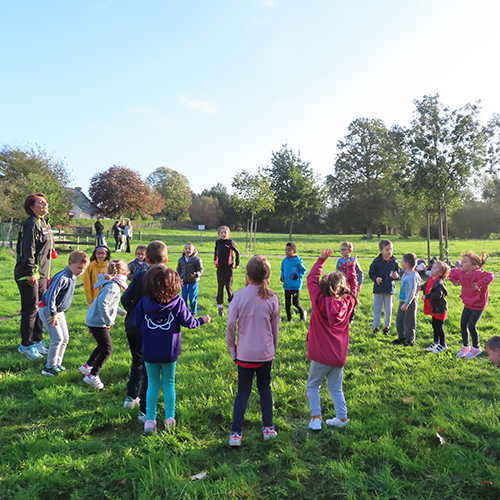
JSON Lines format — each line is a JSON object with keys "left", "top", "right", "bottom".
{"left": 306, "top": 248, "right": 358, "bottom": 431}
{"left": 450, "top": 251, "right": 494, "bottom": 359}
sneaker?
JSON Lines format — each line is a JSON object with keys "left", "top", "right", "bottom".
{"left": 392, "top": 338, "right": 406, "bottom": 345}
{"left": 41, "top": 366, "right": 59, "bottom": 377}
{"left": 165, "top": 418, "right": 176, "bottom": 430}
{"left": 263, "top": 427, "right": 277, "bottom": 440}
{"left": 229, "top": 432, "right": 242, "bottom": 446}
{"left": 433, "top": 344, "right": 448, "bottom": 354}
{"left": 308, "top": 418, "right": 322, "bottom": 431}
{"left": 83, "top": 374, "right": 104, "bottom": 389}
{"left": 55, "top": 365, "right": 67, "bottom": 372}
{"left": 18, "top": 344, "right": 43, "bottom": 360}
{"left": 138, "top": 411, "right": 147, "bottom": 423}
{"left": 325, "top": 417, "right": 350, "bottom": 427}
{"left": 79, "top": 363, "right": 92, "bottom": 375}
{"left": 300, "top": 312, "right": 307, "bottom": 322}
{"left": 464, "top": 346, "right": 482, "bottom": 359}
{"left": 373, "top": 327, "right": 380, "bottom": 334}
{"left": 144, "top": 420, "right": 157, "bottom": 433}
{"left": 123, "top": 397, "right": 140, "bottom": 409}
{"left": 426, "top": 342, "right": 439, "bottom": 352}
{"left": 218, "top": 307, "right": 224, "bottom": 317}
{"left": 33, "top": 340, "right": 49, "bottom": 355}
{"left": 456, "top": 345, "right": 471, "bottom": 358}
{"left": 383, "top": 326, "right": 390, "bottom": 335}
{"left": 404, "top": 340, "right": 415, "bottom": 347}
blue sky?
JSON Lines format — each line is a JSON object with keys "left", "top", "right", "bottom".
{"left": 1, "top": 0, "right": 499, "bottom": 195}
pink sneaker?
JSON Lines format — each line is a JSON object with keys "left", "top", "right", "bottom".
{"left": 262, "top": 427, "right": 277, "bottom": 440}
{"left": 144, "top": 420, "right": 157, "bottom": 433}
{"left": 464, "top": 346, "right": 482, "bottom": 359}
{"left": 165, "top": 418, "right": 176, "bottom": 430}
{"left": 456, "top": 345, "right": 471, "bottom": 358}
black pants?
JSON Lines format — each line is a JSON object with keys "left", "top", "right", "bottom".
{"left": 114, "top": 234, "right": 120, "bottom": 251}
{"left": 17, "top": 278, "right": 47, "bottom": 346}
{"left": 217, "top": 266, "right": 234, "bottom": 305}
{"left": 126, "top": 330, "right": 148, "bottom": 413}
{"left": 87, "top": 326, "right": 114, "bottom": 376}
{"left": 126, "top": 237, "right": 132, "bottom": 253}
{"left": 432, "top": 317, "right": 446, "bottom": 346}
{"left": 460, "top": 307, "right": 484, "bottom": 348}
{"left": 284, "top": 290, "right": 306, "bottom": 321}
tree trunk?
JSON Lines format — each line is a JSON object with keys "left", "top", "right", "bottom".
{"left": 288, "top": 221, "right": 293, "bottom": 241}
{"left": 366, "top": 226, "right": 373, "bottom": 239}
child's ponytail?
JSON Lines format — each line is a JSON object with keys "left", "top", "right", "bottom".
{"left": 106, "top": 259, "right": 128, "bottom": 278}
{"left": 462, "top": 250, "right": 489, "bottom": 269}
{"left": 246, "top": 255, "right": 274, "bottom": 300}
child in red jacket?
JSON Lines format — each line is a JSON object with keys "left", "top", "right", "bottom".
{"left": 306, "top": 248, "right": 359, "bottom": 431}
{"left": 449, "top": 251, "right": 494, "bottom": 359}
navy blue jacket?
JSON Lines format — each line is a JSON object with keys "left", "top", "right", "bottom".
{"left": 369, "top": 254, "right": 399, "bottom": 294}
{"left": 121, "top": 270, "right": 147, "bottom": 335}
{"left": 40, "top": 266, "right": 76, "bottom": 315}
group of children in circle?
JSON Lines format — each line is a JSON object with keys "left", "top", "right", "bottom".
{"left": 30, "top": 225, "right": 500, "bottom": 446}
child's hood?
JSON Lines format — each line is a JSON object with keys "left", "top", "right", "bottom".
{"left": 93, "top": 273, "right": 111, "bottom": 289}
{"left": 140, "top": 294, "right": 183, "bottom": 316}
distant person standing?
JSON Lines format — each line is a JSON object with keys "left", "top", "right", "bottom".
{"left": 15, "top": 193, "right": 54, "bottom": 359}
{"left": 111, "top": 220, "right": 122, "bottom": 252}
{"left": 94, "top": 217, "right": 105, "bottom": 246}
{"left": 124, "top": 220, "right": 133, "bottom": 253}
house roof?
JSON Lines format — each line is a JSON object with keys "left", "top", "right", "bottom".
{"left": 68, "top": 187, "right": 100, "bottom": 215}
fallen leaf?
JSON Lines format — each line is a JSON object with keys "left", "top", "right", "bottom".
{"left": 436, "top": 432, "right": 446, "bottom": 445}
{"left": 404, "top": 417, "right": 409, "bottom": 421}
{"left": 190, "top": 471, "right": 207, "bottom": 481}
{"left": 427, "top": 474, "right": 436, "bottom": 479}
{"left": 480, "top": 481, "right": 493, "bottom": 486}
{"left": 436, "top": 427, "right": 445, "bottom": 433}
{"left": 403, "top": 397, "right": 414, "bottom": 403}
{"left": 117, "top": 478, "right": 127, "bottom": 485}
{"left": 230, "top": 372, "right": 236, "bottom": 377}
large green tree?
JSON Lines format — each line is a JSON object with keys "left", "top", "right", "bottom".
{"left": 201, "top": 183, "right": 242, "bottom": 227}
{"left": 265, "top": 144, "right": 325, "bottom": 240}
{"left": 146, "top": 167, "right": 192, "bottom": 220}
{"left": 0, "top": 145, "right": 72, "bottom": 224}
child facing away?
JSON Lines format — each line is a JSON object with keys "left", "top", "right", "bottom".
{"left": 449, "top": 251, "right": 494, "bottom": 359}
{"left": 177, "top": 242, "right": 204, "bottom": 315}
{"left": 392, "top": 253, "right": 422, "bottom": 347}
{"left": 421, "top": 260, "right": 451, "bottom": 354}
{"left": 306, "top": 249, "right": 359, "bottom": 431}
{"left": 80, "top": 259, "right": 128, "bottom": 389}
{"left": 38, "top": 251, "right": 90, "bottom": 376}
{"left": 121, "top": 240, "right": 168, "bottom": 421}
{"left": 83, "top": 245, "right": 111, "bottom": 307}
{"left": 128, "top": 245, "right": 150, "bottom": 280}
{"left": 369, "top": 239, "right": 399, "bottom": 334}
{"left": 336, "top": 241, "right": 364, "bottom": 323}
{"left": 135, "top": 265, "right": 211, "bottom": 433}
{"left": 226, "top": 255, "right": 280, "bottom": 446}
{"left": 485, "top": 335, "right": 500, "bottom": 367}
{"left": 214, "top": 225, "right": 240, "bottom": 317}
{"left": 280, "top": 241, "right": 307, "bottom": 322}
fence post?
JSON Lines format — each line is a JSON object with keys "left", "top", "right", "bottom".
{"left": 77, "top": 236, "right": 80, "bottom": 251}
{"left": 139, "top": 231, "right": 142, "bottom": 241}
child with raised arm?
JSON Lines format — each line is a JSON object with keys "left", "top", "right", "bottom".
{"left": 214, "top": 225, "right": 239, "bottom": 317}
{"left": 336, "top": 241, "right": 363, "bottom": 323}
{"left": 393, "top": 253, "right": 422, "bottom": 347}
{"left": 226, "top": 255, "right": 280, "bottom": 446}
{"left": 38, "top": 250, "right": 89, "bottom": 376}
{"left": 369, "top": 239, "right": 399, "bottom": 334}
{"left": 121, "top": 240, "right": 168, "bottom": 421}
{"left": 128, "top": 245, "right": 149, "bottom": 280}
{"left": 80, "top": 259, "right": 128, "bottom": 389}
{"left": 135, "top": 265, "right": 211, "bottom": 433}
{"left": 177, "top": 242, "right": 204, "bottom": 315}
{"left": 421, "top": 260, "right": 451, "bottom": 354}
{"left": 306, "top": 248, "right": 359, "bottom": 431}
{"left": 280, "top": 241, "right": 307, "bottom": 322}
{"left": 450, "top": 251, "right": 494, "bottom": 359}
{"left": 83, "top": 245, "right": 110, "bottom": 307}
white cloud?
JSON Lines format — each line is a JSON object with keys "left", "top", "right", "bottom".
{"left": 179, "top": 96, "right": 217, "bottom": 114}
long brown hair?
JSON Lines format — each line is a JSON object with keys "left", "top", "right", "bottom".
{"left": 462, "top": 250, "right": 488, "bottom": 269}
{"left": 319, "top": 271, "right": 359, "bottom": 306}
{"left": 143, "top": 265, "right": 181, "bottom": 304}
{"left": 246, "top": 255, "right": 274, "bottom": 300}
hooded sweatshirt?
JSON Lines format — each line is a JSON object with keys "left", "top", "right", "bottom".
{"left": 177, "top": 249, "right": 204, "bottom": 284}
{"left": 281, "top": 255, "right": 307, "bottom": 291}
{"left": 306, "top": 257, "right": 357, "bottom": 368}
{"left": 85, "top": 274, "right": 126, "bottom": 328}
{"left": 83, "top": 259, "right": 109, "bottom": 306}
{"left": 39, "top": 266, "right": 76, "bottom": 315}
{"left": 134, "top": 294, "right": 205, "bottom": 364}
{"left": 449, "top": 267, "right": 494, "bottom": 310}
{"left": 399, "top": 270, "right": 423, "bottom": 307}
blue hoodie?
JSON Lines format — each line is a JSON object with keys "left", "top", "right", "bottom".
{"left": 85, "top": 274, "right": 122, "bottom": 328}
{"left": 281, "top": 255, "right": 307, "bottom": 291}
{"left": 134, "top": 295, "right": 205, "bottom": 364}
{"left": 41, "top": 266, "right": 76, "bottom": 316}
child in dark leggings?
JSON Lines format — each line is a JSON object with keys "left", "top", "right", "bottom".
{"left": 449, "top": 251, "right": 494, "bottom": 359}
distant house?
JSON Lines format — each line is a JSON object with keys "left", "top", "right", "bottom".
{"left": 68, "top": 187, "right": 101, "bottom": 219}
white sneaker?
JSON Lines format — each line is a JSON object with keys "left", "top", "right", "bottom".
{"left": 123, "top": 397, "right": 140, "bottom": 409}
{"left": 79, "top": 363, "right": 92, "bottom": 375}
{"left": 308, "top": 418, "right": 322, "bottom": 431}
{"left": 138, "top": 411, "right": 147, "bottom": 423}
{"left": 229, "top": 432, "right": 242, "bottom": 446}
{"left": 426, "top": 342, "right": 438, "bottom": 352}
{"left": 464, "top": 346, "right": 482, "bottom": 359}
{"left": 433, "top": 344, "right": 448, "bottom": 354}
{"left": 33, "top": 340, "right": 49, "bottom": 355}
{"left": 165, "top": 418, "right": 176, "bottom": 430}
{"left": 325, "top": 417, "right": 349, "bottom": 427}
{"left": 83, "top": 374, "right": 104, "bottom": 389}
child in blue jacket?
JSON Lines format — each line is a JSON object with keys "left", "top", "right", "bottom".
{"left": 280, "top": 241, "right": 307, "bottom": 322}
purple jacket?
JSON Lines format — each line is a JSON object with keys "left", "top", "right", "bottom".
{"left": 134, "top": 295, "right": 205, "bottom": 363}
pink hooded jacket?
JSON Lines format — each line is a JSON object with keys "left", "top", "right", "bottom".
{"left": 449, "top": 267, "right": 494, "bottom": 310}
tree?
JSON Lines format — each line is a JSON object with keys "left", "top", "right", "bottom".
{"left": 146, "top": 167, "right": 192, "bottom": 220}
{"left": 327, "top": 118, "right": 405, "bottom": 238}
{"left": 189, "top": 195, "right": 221, "bottom": 228}
{"left": 0, "top": 145, "right": 73, "bottom": 224}
{"left": 89, "top": 166, "right": 164, "bottom": 219}
{"left": 201, "top": 183, "right": 241, "bottom": 227}
{"left": 265, "top": 144, "right": 326, "bottom": 240}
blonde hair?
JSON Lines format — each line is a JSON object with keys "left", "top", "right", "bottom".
{"left": 434, "top": 260, "right": 451, "bottom": 280}
{"left": 69, "top": 250, "right": 89, "bottom": 265}
{"left": 319, "top": 271, "right": 360, "bottom": 306}
{"left": 218, "top": 225, "right": 230, "bottom": 236}
{"left": 246, "top": 255, "right": 274, "bottom": 300}
{"left": 106, "top": 259, "right": 128, "bottom": 278}
{"left": 462, "top": 250, "right": 488, "bottom": 269}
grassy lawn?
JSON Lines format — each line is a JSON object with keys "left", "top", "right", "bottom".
{"left": 1, "top": 231, "right": 499, "bottom": 499}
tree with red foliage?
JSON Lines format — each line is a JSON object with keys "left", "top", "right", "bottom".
{"left": 89, "top": 165, "right": 164, "bottom": 219}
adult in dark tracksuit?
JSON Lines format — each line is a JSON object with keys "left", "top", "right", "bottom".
{"left": 14, "top": 193, "right": 54, "bottom": 360}
{"left": 94, "top": 218, "right": 105, "bottom": 246}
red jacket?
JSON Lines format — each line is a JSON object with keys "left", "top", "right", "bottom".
{"left": 449, "top": 268, "right": 494, "bottom": 311}
{"left": 306, "top": 257, "right": 357, "bottom": 368}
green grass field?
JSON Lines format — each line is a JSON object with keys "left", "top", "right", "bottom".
{"left": 1, "top": 231, "right": 499, "bottom": 499}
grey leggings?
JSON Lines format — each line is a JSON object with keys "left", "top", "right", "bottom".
{"left": 460, "top": 307, "right": 484, "bottom": 348}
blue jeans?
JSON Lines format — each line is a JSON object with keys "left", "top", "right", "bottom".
{"left": 231, "top": 360, "right": 274, "bottom": 433}
{"left": 182, "top": 282, "right": 199, "bottom": 314}
{"left": 145, "top": 361, "right": 177, "bottom": 421}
